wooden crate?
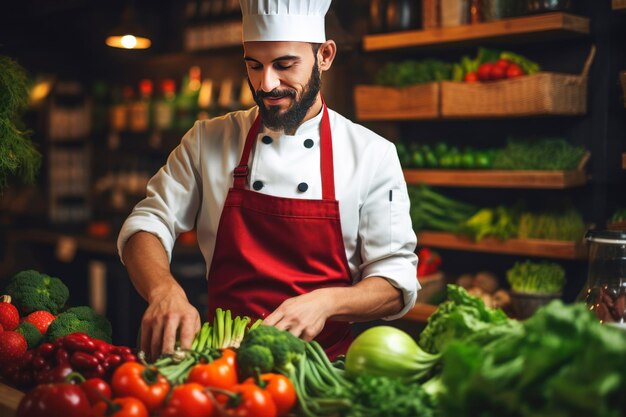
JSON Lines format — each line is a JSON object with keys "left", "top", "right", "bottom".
{"left": 354, "top": 83, "right": 440, "bottom": 121}
{"left": 441, "top": 47, "right": 595, "bottom": 118}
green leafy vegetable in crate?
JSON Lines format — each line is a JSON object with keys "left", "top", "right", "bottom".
{"left": 506, "top": 260, "right": 565, "bottom": 295}
{"left": 517, "top": 203, "right": 585, "bottom": 241}
{"left": 492, "top": 137, "right": 586, "bottom": 171}
{"left": 375, "top": 59, "right": 453, "bottom": 87}
{"left": 408, "top": 185, "right": 478, "bottom": 233}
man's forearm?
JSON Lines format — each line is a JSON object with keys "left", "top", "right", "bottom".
{"left": 122, "top": 231, "right": 186, "bottom": 303}
{"left": 322, "top": 276, "right": 404, "bottom": 322}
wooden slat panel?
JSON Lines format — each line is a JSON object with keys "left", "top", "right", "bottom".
{"left": 354, "top": 84, "right": 440, "bottom": 120}
{"left": 403, "top": 169, "right": 588, "bottom": 189}
{"left": 417, "top": 231, "right": 588, "bottom": 260}
{"left": 363, "top": 13, "right": 589, "bottom": 51}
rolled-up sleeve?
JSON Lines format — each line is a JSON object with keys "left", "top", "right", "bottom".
{"left": 117, "top": 123, "right": 202, "bottom": 263}
{"left": 358, "top": 143, "right": 419, "bottom": 320}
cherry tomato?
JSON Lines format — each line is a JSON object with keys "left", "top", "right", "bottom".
{"left": 111, "top": 362, "right": 170, "bottom": 412}
{"left": 217, "top": 383, "right": 277, "bottom": 417}
{"left": 244, "top": 373, "right": 296, "bottom": 417}
{"left": 82, "top": 378, "right": 112, "bottom": 405}
{"left": 187, "top": 357, "right": 238, "bottom": 390}
{"left": 464, "top": 71, "right": 478, "bottom": 83}
{"left": 17, "top": 382, "right": 93, "bottom": 417}
{"left": 219, "top": 348, "right": 237, "bottom": 368}
{"left": 92, "top": 397, "right": 148, "bottom": 417}
{"left": 159, "top": 383, "right": 215, "bottom": 417}
{"left": 506, "top": 63, "right": 525, "bottom": 78}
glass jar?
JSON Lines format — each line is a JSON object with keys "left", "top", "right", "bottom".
{"left": 577, "top": 230, "right": 626, "bottom": 325}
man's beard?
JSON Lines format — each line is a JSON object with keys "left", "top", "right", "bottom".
{"left": 249, "top": 63, "right": 321, "bottom": 133}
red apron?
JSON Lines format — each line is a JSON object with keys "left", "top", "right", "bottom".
{"left": 206, "top": 101, "right": 353, "bottom": 358}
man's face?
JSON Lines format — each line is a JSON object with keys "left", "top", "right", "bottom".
{"left": 243, "top": 41, "right": 321, "bottom": 133}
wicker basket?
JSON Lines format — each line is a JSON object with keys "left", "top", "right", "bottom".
{"left": 441, "top": 47, "right": 596, "bottom": 118}
{"left": 354, "top": 83, "right": 440, "bottom": 121}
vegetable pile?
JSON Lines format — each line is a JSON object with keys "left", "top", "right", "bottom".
{"left": 375, "top": 59, "right": 452, "bottom": 87}
{"left": 409, "top": 185, "right": 478, "bottom": 233}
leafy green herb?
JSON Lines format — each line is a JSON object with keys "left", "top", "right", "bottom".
{"left": 506, "top": 260, "right": 566, "bottom": 295}
{"left": 375, "top": 59, "right": 453, "bottom": 87}
{"left": 343, "top": 374, "right": 435, "bottom": 417}
{"left": 0, "top": 56, "right": 41, "bottom": 189}
{"left": 492, "top": 137, "right": 586, "bottom": 171}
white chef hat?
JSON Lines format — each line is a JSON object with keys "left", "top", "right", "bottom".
{"left": 239, "top": 0, "right": 332, "bottom": 43}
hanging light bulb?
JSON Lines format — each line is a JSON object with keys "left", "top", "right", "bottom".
{"left": 105, "top": 2, "right": 152, "bottom": 50}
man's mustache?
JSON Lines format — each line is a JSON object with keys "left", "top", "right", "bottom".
{"left": 256, "top": 89, "right": 296, "bottom": 99}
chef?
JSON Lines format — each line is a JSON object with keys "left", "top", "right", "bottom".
{"left": 117, "top": 0, "right": 419, "bottom": 360}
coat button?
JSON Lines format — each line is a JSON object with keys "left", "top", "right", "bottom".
{"left": 253, "top": 181, "right": 264, "bottom": 190}
{"left": 303, "top": 139, "right": 314, "bottom": 148}
{"left": 297, "top": 182, "right": 308, "bottom": 192}
{"left": 262, "top": 135, "right": 273, "bottom": 144}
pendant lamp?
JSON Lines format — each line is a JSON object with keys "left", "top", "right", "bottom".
{"left": 105, "top": 1, "right": 152, "bottom": 49}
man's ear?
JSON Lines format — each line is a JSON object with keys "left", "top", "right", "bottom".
{"left": 318, "top": 40, "right": 337, "bottom": 72}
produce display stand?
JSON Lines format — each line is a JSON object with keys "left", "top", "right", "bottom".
{"left": 362, "top": 12, "right": 589, "bottom": 51}
{"left": 404, "top": 168, "right": 588, "bottom": 189}
{"left": 417, "top": 231, "right": 588, "bottom": 260}
{"left": 354, "top": 83, "right": 439, "bottom": 121}
{"left": 614, "top": 0, "right": 626, "bottom": 11}
{"left": 0, "top": 381, "right": 23, "bottom": 417}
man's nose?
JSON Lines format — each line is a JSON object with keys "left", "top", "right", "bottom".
{"left": 260, "top": 67, "right": 280, "bottom": 92}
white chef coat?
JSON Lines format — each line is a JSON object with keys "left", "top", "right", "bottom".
{"left": 117, "top": 106, "right": 419, "bottom": 320}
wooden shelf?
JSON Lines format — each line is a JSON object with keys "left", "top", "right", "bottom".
{"left": 417, "top": 231, "right": 588, "bottom": 260}
{"left": 622, "top": 153, "right": 626, "bottom": 169}
{"left": 363, "top": 12, "right": 589, "bottom": 51}
{"left": 404, "top": 169, "right": 588, "bottom": 189}
{"left": 404, "top": 303, "right": 438, "bottom": 322}
{"left": 613, "top": 0, "right": 626, "bottom": 11}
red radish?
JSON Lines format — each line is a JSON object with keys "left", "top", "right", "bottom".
{"left": 0, "top": 331, "right": 28, "bottom": 365}
{"left": 0, "top": 295, "right": 20, "bottom": 331}
{"left": 25, "top": 310, "right": 56, "bottom": 334}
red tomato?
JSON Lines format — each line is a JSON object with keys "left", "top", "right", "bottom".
{"left": 464, "top": 71, "right": 478, "bottom": 83}
{"left": 244, "top": 373, "right": 296, "bottom": 416}
{"left": 82, "top": 378, "right": 112, "bottom": 405}
{"left": 111, "top": 362, "right": 170, "bottom": 412}
{"left": 489, "top": 65, "right": 506, "bottom": 80}
{"left": 187, "top": 358, "right": 238, "bottom": 390}
{"left": 219, "top": 348, "right": 237, "bottom": 368}
{"left": 217, "top": 384, "right": 277, "bottom": 417}
{"left": 17, "top": 383, "right": 93, "bottom": 417}
{"left": 159, "top": 383, "right": 215, "bottom": 417}
{"left": 494, "top": 58, "right": 511, "bottom": 70}
{"left": 92, "top": 397, "right": 149, "bottom": 417}
{"left": 506, "top": 63, "right": 525, "bottom": 78}
{"left": 476, "top": 63, "right": 494, "bottom": 81}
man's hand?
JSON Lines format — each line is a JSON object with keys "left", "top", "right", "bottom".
{"left": 140, "top": 286, "right": 201, "bottom": 361}
{"left": 263, "top": 277, "right": 404, "bottom": 342}
{"left": 262, "top": 289, "right": 333, "bottom": 342}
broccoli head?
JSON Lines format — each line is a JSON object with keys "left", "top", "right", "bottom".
{"left": 6, "top": 270, "right": 69, "bottom": 315}
{"left": 16, "top": 321, "right": 43, "bottom": 349}
{"left": 46, "top": 305, "right": 112, "bottom": 343}
{"left": 236, "top": 325, "right": 305, "bottom": 379}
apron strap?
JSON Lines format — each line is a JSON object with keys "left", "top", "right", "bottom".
{"left": 233, "top": 98, "right": 336, "bottom": 201}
